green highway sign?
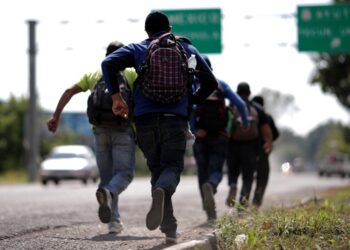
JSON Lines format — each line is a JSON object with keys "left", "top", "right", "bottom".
{"left": 160, "top": 9, "right": 222, "bottom": 54}
{"left": 297, "top": 4, "right": 350, "bottom": 53}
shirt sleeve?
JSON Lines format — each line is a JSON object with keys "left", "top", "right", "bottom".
{"left": 220, "top": 80, "right": 249, "bottom": 128}
{"left": 123, "top": 67, "right": 138, "bottom": 90}
{"left": 77, "top": 70, "right": 102, "bottom": 91}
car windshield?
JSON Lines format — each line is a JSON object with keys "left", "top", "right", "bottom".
{"left": 48, "top": 153, "right": 86, "bottom": 159}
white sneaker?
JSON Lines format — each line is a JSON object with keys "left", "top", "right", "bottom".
{"left": 108, "top": 221, "right": 124, "bottom": 234}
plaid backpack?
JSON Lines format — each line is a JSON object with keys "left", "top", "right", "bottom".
{"left": 138, "top": 33, "right": 190, "bottom": 103}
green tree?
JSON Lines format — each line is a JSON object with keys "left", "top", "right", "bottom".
{"left": 312, "top": 122, "right": 350, "bottom": 160}
{"left": 310, "top": 0, "right": 350, "bottom": 110}
{"left": 273, "top": 128, "right": 305, "bottom": 168}
{"left": 0, "top": 96, "right": 28, "bottom": 172}
{"left": 272, "top": 122, "right": 350, "bottom": 171}
{"left": 0, "top": 96, "right": 82, "bottom": 175}
{"left": 311, "top": 54, "right": 350, "bottom": 110}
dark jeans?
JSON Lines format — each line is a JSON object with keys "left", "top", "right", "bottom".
{"left": 253, "top": 148, "right": 269, "bottom": 207}
{"left": 226, "top": 139, "right": 258, "bottom": 207}
{"left": 193, "top": 134, "right": 228, "bottom": 207}
{"left": 135, "top": 114, "right": 187, "bottom": 234}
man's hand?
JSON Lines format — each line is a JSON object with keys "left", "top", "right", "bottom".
{"left": 263, "top": 141, "right": 273, "bottom": 155}
{"left": 195, "top": 129, "right": 207, "bottom": 139}
{"left": 47, "top": 117, "right": 59, "bottom": 133}
{"left": 260, "top": 123, "right": 273, "bottom": 155}
{"left": 111, "top": 93, "right": 129, "bottom": 119}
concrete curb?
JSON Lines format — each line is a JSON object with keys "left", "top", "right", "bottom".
{"left": 163, "top": 233, "right": 217, "bottom": 250}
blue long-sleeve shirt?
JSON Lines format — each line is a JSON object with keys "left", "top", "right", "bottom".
{"left": 189, "top": 79, "right": 249, "bottom": 133}
{"left": 101, "top": 33, "right": 218, "bottom": 118}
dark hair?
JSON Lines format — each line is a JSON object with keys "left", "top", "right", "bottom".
{"left": 145, "top": 11, "right": 170, "bottom": 34}
{"left": 252, "top": 95, "right": 264, "bottom": 107}
{"left": 106, "top": 40, "right": 124, "bottom": 56}
{"left": 237, "top": 82, "right": 251, "bottom": 96}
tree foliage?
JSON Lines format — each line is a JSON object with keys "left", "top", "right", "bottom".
{"left": 310, "top": 0, "right": 350, "bottom": 111}
{"left": 273, "top": 128, "right": 306, "bottom": 169}
{"left": 306, "top": 121, "right": 350, "bottom": 161}
{"left": 311, "top": 53, "right": 350, "bottom": 110}
{"left": 273, "top": 121, "right": 350, "bottom": 171}
{"left": 0, "top": 96, "right": 86, "bottom": 174}
{"left": 0, "top": 96, "right": 27, "bottom": 172}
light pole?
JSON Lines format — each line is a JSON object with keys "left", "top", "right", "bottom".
{"left": 26, "top": 20, "right": 39, "bottom": 182}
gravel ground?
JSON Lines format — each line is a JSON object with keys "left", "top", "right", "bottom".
{"left": 0, "top": 173, "right": 349, "bottom": 249}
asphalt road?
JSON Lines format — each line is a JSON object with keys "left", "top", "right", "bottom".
{"left": 0, "top": 172, "right": 349, "bottom": 250}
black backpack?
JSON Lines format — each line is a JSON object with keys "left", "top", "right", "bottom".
{"left": 87, "top": 73, "right": 133, "bottom": 126}
{"left": 194, "top": 84, "right": 228, "bottom": 133}
{"left": 138, "top": 33, "right": 190, "bottom": 104}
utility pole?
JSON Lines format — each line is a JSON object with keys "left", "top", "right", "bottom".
{"left": 26, "top": 20, "right": 39, "bottom": 182}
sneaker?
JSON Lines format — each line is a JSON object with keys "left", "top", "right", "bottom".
{"left": 202, "top": 183, "right": 216, "bottom": 221}
{"left": 108, "top": 221, "right": 124, "bottom": 234}
{"left": 165, "top": 231, "right": 178, "bottom": 245}
{"left": 226, "top": 185, "right": 237, "bottom": 207}
{"left": 146, "top": 187, "right": 165, "bottom": 230}
{"left": 96, "top": 187, "right": 112, "bottom": 224}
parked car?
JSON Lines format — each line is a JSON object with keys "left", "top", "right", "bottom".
{"left": 39, "top": 145, "right": 99, "bottom": 185}
{"left": 318, "top": 153, "right": 350, "bottom": 178}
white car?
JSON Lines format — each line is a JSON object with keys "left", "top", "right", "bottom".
{"left": 39, "top": 145, "right": 99, "bottom": 185}
{"left": 318, "top": 153, "right": 350, "bottom": 178}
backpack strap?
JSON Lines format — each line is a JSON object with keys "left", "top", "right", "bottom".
{"left": 175, "top": 36, "right": 192, "bottom": 45}
{"left": 149, "top": 32, "right": 173, "bottom": 46}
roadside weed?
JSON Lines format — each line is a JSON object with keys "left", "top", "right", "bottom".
{"left": 216, "top": 186, "right": 350, "bottom": 249}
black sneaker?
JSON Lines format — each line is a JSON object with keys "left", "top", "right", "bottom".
{"left": 202, "top": 183, "right": 216, "bottom": 221}
{"left": 146, "top": 187, "right": 165, "bottom": 230}
{"left": 96, "top": 188, "right": 112, "bottom": 223}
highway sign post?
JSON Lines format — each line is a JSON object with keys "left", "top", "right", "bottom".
{"left": 297, "top": 4, "right": 350, "bottom": 53}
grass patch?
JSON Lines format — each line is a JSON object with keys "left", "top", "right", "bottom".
{"left": 216, "top": 186, "right": 350, "bottom": 250}
{"left": 0, "top": 169, "right": 28, "bottom": 184}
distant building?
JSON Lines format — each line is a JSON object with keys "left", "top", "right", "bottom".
{"left": 41, "top": 111, "right": 94, "bottom": 148}
{"left": 59, "top": 112, "right": 92, "bottom": 136}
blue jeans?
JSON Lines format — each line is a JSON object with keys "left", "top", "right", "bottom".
{"left": 135, "top": 114, "right": 187, "bottom": 234}
{"left": 93, "top": 126, "right": 136, "bottom": 223}
{"left": 193, "top": 134, "right": 228, "bottom": 207}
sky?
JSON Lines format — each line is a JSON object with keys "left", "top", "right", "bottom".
{"left": 0, "top": 0, "right": 349, "bottom": 136}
